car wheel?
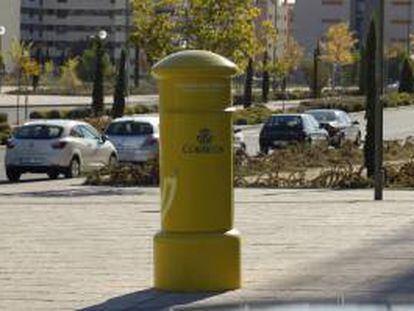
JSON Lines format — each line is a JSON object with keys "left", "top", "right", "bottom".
{"left": 241, "top": 143, "right": 247, "bottom": 152}
{"left": 6, "top": 168, "right": 21, "bottom": 183}
{"left": 47, "top": 170, "right": 59, "bottom": 180}
{"left": 334, "top": 137, "right": 342, "bottom": 148}
{"left": 65, "top": 157, "right": 81, "bottom": 178}
{"left": 355, "top": 132, "right": 362, "bottom": 147}
{"left": 260, "top": 145, "right": 269, "bottom": 155}
{"left": 108, "top": 154, "right": 117, "bottom": 168}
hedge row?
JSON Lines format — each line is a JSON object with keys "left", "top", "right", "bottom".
{"left": 233, "top": 105, "right": 277, "bottom": 125}
{"left": 299, "top": 93, "right": 414, "bottom": 113}
{"left": 29, "top": 104, "right": 158, "bottom": 120}
{"left": 0, "top": 114, "right": 10, "bottom": 145}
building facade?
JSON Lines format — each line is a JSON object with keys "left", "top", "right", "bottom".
{"left": 294, "top": 0, "right": 352, "bottom": 56}
{"left": 0, "top": 0, "right": 21, "bottom": 72}
{"left": 294, "top": 0, "right": 414, "bottom": 55}
{"left": 20, "top": 0, "right": 134, "bottom": 69}
{"left": 276, "top": 0, "right": 294, "bottom": 57}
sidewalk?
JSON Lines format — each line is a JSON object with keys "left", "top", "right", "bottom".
{"left": 1, "top": 180, "right": 414, "bottom": 310}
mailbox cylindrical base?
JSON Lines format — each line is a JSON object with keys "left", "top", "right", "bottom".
{"left": 154, "top": 229, "right": 241, "bottom": 291}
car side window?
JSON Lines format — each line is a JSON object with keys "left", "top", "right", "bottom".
{"left": 303, "top": 115, "right": 317, "bottom": 131}
{"left": 70, "top": 126, "right": 84, "bottom": 138}
{"left": 80, "top": 125, "right": 100, "bottom": 140}
{"left": 308, "top": 115, "right": 320, "bottom": 130}
{"left": 338, "top": 112, "right": 351, "bottom": 126}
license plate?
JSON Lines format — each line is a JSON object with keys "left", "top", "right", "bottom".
{"left": 273, "top": 141, "right": 287, "bottom": 147}
{"left": 20, "top": 157, "right": 43, "bottom": 165}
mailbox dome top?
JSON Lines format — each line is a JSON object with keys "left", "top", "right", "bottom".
{"left": 152, "top": 50, "right": 238, "bottom": 78}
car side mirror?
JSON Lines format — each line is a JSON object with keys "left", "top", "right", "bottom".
{"left": 101, "top": 134, "right": 108, "bottom": 143}
{"left": 234, "top": 128, "right": 242, "bottom": 134}
{"left": 353, "top": 121, "right": 359, "bottom": 125}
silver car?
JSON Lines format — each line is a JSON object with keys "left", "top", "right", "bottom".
{"left": 5, "top": 120, "right": 118, "bottom": 182}
{"left": 105, "top": 115, "right": 159, "bottom": 163}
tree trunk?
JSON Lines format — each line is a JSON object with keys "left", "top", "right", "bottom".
{"left": 243, "top": 57, "right": 254, "bottom": 108}
{"left": 364, "top": 20, "right": 377, "bottom": 178}
{"left": 134, "top": 46, "right": 140, "bottom": 88}
{"left": 262, "top": 52, "right": 269, "bottom": 103}
{"left": 112, "top": 50, "right": 127, "bottom": 119}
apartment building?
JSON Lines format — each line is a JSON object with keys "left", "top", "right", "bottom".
{"left": 20, "top": 0, "right": 134, "bottom": 69}
{"left": 294, "top": 0, "right": 414, "bottom": 55}
{"left": 255, "top": 0, "right": 295, "bottom": 62}
{"left": 276, "top": 0, "right": 294, "bottom": 56}
{"left": 0, "top": 0, "right": 21, "bottom": 71}
{"left": 294, "top": 0, "right": 352, "bottom": 55}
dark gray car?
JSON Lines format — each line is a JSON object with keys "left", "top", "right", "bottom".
{"left": 305, "top": 109, "right": 361, "bottom": 148}
{"left": 259, "top": 114, "right": 329, "bottom": 154}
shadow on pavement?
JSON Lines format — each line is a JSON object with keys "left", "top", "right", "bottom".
{"left": 260, "top": 220, "right": 414, "bottom": 304}
{"left": 81, "top": 288, "right": 223, "bottom": 311}
{"left": 1, "top": 187, "right": 147, "bottom": 198}
{"left": 0, "top": 177, "right": 50, "bottom": 185}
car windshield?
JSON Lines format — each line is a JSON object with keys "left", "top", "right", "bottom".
{"left": 14, "top": 124, "right": 63, "bottom": 139}
{"left": 308, "top": 111, "right": 337, "bottom": 122}
{"left": 266, "top": 116, "right": 303, "bottom": 129}
{"left": 106, "top": 121, "right": 154, "bottom": 136}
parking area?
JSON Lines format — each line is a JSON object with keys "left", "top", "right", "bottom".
{"left": 1, "top": 179, "right": 414, "bottom": 310}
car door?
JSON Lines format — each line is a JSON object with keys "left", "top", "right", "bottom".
{"left": 304, "top": 115, "right": 326, "bottom": 142}
{"left": 338, "top": 111, "right": 357, "bottom": 141}
{"left": 81, "top": 124, "right": 110, "bottom": 167}
{"left": 69, "top": 125, "right": 91, "bottom": 169}
{"left": 78, "top": 125, "right": 102, "bottom": 170}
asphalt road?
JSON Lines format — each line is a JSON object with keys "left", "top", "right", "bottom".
{"left": 2, "top": 105, "right": 414, "bottom": 183}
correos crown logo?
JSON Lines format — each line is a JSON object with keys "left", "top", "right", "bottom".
{"left": 182, "top": 128, "right": 224, "bottom": 155}
{"left": 197, "top": 128, "right": 213, "bottom": 145}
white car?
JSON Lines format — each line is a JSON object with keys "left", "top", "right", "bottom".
{"left": 234, "top": 128, "right": 246, "bottom": 153}
{"left": 105, "top": 115, "right": 159, "bottom": 163}
{"left": 5, "top": 120, "right": 118, "bottom": 182}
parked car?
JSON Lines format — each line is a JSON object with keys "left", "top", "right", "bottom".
{"left": 5, "top": 120, "right": 117, "bottom": 182}
{"left": 234, "top": 128, "right": 246, "bottom": 153}
{"left": 305, "top": 109, "right": 361, "bottom": 147}
{"left": 105, "top": 115, "right": 159, "bottom": 163}
{"left": 259, "top": 114, "right": 328, "bottom": 154}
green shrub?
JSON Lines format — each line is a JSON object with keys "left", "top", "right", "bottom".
{"left": 382, "top": 92, "right": 414, "bottom": 108}
{"left": 0, "top": 113, "right": 7, "bottom": 123}
{"left": 0, "top": 122, "right": 11, "bottom": 145}
{"left": 29, "top": 110, "right": 47, "bottom": 119}
{"left": 233, "top": 105, "right": 275, "bottom": 125}
{"left": 45, "top": 110, "right": 62, "bottom": 119}
{"left": 65, "top": 108, "right": 91, "bottom": 119}
{"left": 133, "top": 105, "right": 153, "bottom": 114}
{"left": 124, "top": 106, "right": 135, "bottom": 115}
{"left": 299, "top": 96, "right": 366, "bottom": 113}
{"left": 0, "top": 123, "right": 10, "bottom": 132}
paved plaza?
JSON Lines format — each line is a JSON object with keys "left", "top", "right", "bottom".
{"left": 1, "top": 180, "right": 414, "bottom": 310}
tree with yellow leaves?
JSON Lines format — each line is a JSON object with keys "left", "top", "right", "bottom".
{"left": 60, "top": 58, "right": 82, "bottom": 91}
{"left": 272, "top": 38, "right": 304, "bottom": 91}
{"left": 131, "top": 0, "right": 179, "bottom": 66}
{"left": 321, "top": 23, "right": 357, "bottom": 90}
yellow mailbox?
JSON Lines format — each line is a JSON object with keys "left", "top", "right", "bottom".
{"left": 152, "top": 50, "right": 241, "bottom": 291}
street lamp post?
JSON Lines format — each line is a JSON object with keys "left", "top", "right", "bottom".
{"left": 0, "top": 26, "right": 6, "bottom": 94}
